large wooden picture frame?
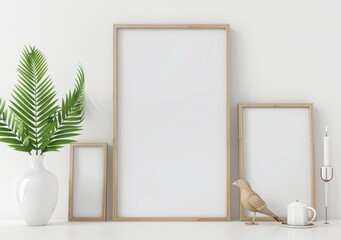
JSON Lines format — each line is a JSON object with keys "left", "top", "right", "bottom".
{"left": 69, "top": 143, "right": 108, "bottom": 221}
{"left": 238, "top": 103, "right": 316, "bottom": 222}
{"left": 113, "top": 24, "right": 230, "bottom": 221}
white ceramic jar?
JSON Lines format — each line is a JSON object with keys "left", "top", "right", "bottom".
{"left": 287, "top": 200, "right": 316, "bottom": 226}
{"left": 15, "top": 155, "right": 58, "bottom": 226}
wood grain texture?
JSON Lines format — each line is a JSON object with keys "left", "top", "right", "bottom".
{"left": 113, "top": 24, "right": 229, "bottom": 29}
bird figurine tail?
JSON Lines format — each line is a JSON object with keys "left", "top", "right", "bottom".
{"left": 272, "top": 215, "right": 284, "bottom": 224}
{"left": 262, "top": 205, "right": 285, "bottom": 224}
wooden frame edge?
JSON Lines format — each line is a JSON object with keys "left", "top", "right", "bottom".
{"left": 113, "top": 24, "right": 230, "bottom": 221}
{"left": 113, "top": 24, "right": 119, "bottom": 221}
{"left": 238, "top": 103, "right": 316, "bottom": 222}
{"left": 68, "top": 142, "right": 108, "bottom": 222}
{"left": 114, "top": 217, "right": 229, "bottom": 222}
{"left": 113, "top": 24, "right": 229, "bottom": 29}
{"left": 226, "top": 23, "right": 231, "bottom": 222}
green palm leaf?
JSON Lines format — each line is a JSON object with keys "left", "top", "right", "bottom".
{"left": 0, "top": 46, "right": 85, "bottom": 155}
{"left": 9, "top": 46, "right": 60, "bottom": 154}
{"left": 42, "top": 67, "right": 85, "bottom": 153}
{"left": 0, "top": 98, "right": 32, "bottom": 152}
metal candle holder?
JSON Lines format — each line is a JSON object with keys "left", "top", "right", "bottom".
{"left": 320, "top": 166, "right": 333, "bottom": 224}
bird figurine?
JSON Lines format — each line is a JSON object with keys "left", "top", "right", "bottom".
{"left": 233, "top": 179, "right": 284, "bottom": 225}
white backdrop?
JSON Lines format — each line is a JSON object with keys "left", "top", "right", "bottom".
{"left": 0, "top": 0, "right": 340, "bottom": 220}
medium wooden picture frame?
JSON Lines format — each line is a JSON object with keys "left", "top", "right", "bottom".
{"left": 238, "top": 103, "right": 316, "bottom": 222}
{"left": 69, "top": 143, "right": 108, "bottom": 221}
{"left": 113, "top": 24, "right": 230, "bottom": 221}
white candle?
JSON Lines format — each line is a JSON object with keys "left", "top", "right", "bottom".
{"left": 324, "top": 126, "right": 331, "bottom": 166}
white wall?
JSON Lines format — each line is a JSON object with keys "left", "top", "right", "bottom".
{"left": 0, "top": 0, "right": 340, "bottom": 220}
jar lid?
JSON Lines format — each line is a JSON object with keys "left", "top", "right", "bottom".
{"left": 288, "top": 200, "right": 307, "bottom": 208}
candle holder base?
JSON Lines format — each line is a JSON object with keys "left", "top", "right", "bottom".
{"left": 320, "top": 167, "right": 333, "bottom": 225}
{"left": 321, "top": 167, "right": 333, "bottom": 181}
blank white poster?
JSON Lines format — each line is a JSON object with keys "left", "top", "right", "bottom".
{"left": 242, "top": 107, "right": 312, "bottom": 217}
{"left": 73, "top": 147, "right": 104, "bottom": 217}
{"left": 117, "top": 28, "right": 228, "bottom": 218}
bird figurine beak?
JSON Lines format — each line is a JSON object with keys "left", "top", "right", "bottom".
{"left": 232, "top": 181, "right": 237, "bottom": 185}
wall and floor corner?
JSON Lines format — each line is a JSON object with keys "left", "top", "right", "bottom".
{"left": 0, "top": 0, "right": 340, "bottom": 221}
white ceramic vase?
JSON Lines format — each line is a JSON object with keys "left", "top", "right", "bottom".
{"left": 15, "top": 155, "right": 58, "bottom": 226}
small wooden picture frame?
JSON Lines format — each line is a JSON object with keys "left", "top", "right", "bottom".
{"left": 238, "top": 103, "right": 316, "bottom": 222}
{"left": 69, "top": 143, "right": 108, "bottom": 221}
